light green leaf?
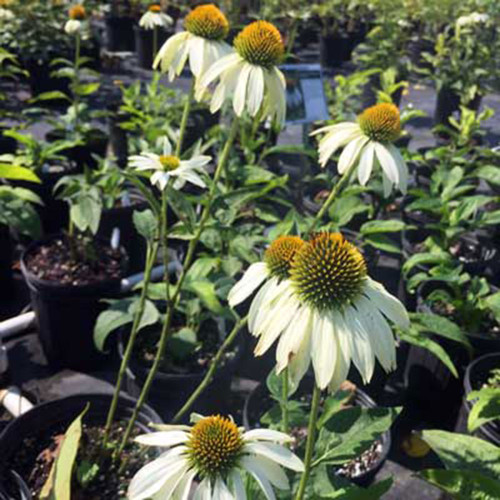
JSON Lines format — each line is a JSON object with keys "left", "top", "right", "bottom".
{"left": 419, "top": 469, "right": 500, "bottom": 499}
{"left": 467, "top": 388, "right": 500, "bottom": 433}
{"left": 133, "top": 209, "right": 158, "bottom": 242}
{"left": 0, "top": 164, "right": 41, "bottom": 183}
{"left": 40, "top": 404, "right": 89, "bottom": 500}
{"left": 360, "top": 219, "right": 406, "bottom": 234}
{"left": 421, "top": 430, "right": 500, "bottom": 479}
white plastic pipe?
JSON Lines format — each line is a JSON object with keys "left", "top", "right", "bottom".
{"left": 0, "top": 312, "right": 36, "bottom": 341}
{"left": 0, "top": 386, "right": 34, "bottom": 417}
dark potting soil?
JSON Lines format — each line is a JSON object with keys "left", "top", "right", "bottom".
{"left": 336, "top": 440, "right": 384, "bottom": 479}
{"left": 25, "top": 237, "right": 123, "bottom": 286}
{"left": 449, "top": 239, "right": 495, "bottom": 265}
{"left": 8, "top": 421, "right": 153, "bottom": 500}
{"left": 134, "top": 319, "right": 238, "bottom": 375}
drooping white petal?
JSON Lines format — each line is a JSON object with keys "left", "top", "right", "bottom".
{"left": 247, "top": 65, "right": 265, "bottom": 117}
{"left": 212, "top": 477, "right": 234, "bottom": 500}
{"left": 152, "top": 463, "right": 190, "bottom": 499}
{"left": 387, "top": 144, "right": 408, "bottom": 194}
{"left": 354, "top": 295, "right": 396, "bottom": 372}
{"left": 228, "top": 262, "right": 269, "bottom": 307}
{"left": 254, "top": 293, "right": 299, "bottom": 355}
{"left": 197, "top": 52, "right": 241, "bottom": 96}
{"left": 363, "top": 277, "right": 409, "bottom": 328}
{"left": 287, "top": 308, "right": 313, "bottom": 392}
{"left": 172, "top": 468, "right": 196, "bottom": 500}
{"left": 128, "top": 454, "right": 188, "bottom": 500}
{"left": 318, "top": 128, "right": 363, "bottom": 167}
{"left": 188, "top": 36, "right": 206, "bottom": 78}
{"left": 162, "top": 136, "right": 172, "bottom": 156}
{"left": 230, "top": 470, "right": 246, "bottom": 500}
{"left": 248, "top": 278, "right": 277, "bottom": 333}
{"left": 233, "top": 63, "right": 253, "bottom": 116}
{"left": 357, "top": 141, "right": 375, "bottom": 185}
{"left": 151, "top": 171, "right": 170, "bottom": 191}
{"left": 311, "top": 122, "right": 359, "bottom": 137}
{"left": 154, "top": 32, "right": 189, "bottom": 71}
{"left": 311, "top": 311, "right": 337, "bottom": 389}
{"left": 327, "top": 334, "right": 350, "bottom": 393}
{"left": 240, "top": 456, "right": 279, "bottom": 498}
{"left": 343, "top": 306, "right": 375, "bottom": 383}
{"left": 135, "top": 430, "right": 189, "bottom": 448}
{"left": 193, "top": 478, "right": 211, "bottom": 500}
{"left": 374, "top": 142, "right": 399, "bottom": 184}
{"left": 172, "top": 166, "right": 206, "bottom": 188}
{"left": 337, "top": 135, "right": 369, "bottom": 174}
{"left": 245, "top": 442, "right": 304, "bottom": 472}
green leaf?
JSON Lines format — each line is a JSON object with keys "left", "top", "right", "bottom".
{"left": 29, "top": 90, "right": 70, "bottom": 103}
{"left": 73, "top": 82, "right": 100, "bottom": 96}
{"left": 40, "top": 404, "right": 89, "bottom": 500}
{"left": 476, "top": 165, "right": 500, "bottom": 186}
{"left": 0, "top": 164, "right": 41, "bottom": 183}
{"left": 70, "top": 190, "right": 102, "bottom": 235}
{"left": 317, "top": 390, "right": 353, "bottom": 429}
{"left": 421, "top": 430, "right": 500, "bottom": 479}
{"left": 467, "top": 388, "right": 500, "bottom": 433}
{"left": 76, "top": 460, "right": 100, "bottom": 488}
{"left": 483, "top": 292, "right": 500, "bottom": 323}
{"left": 93, "top": 298, "right": 159, "bottom": 352}
{"left": 364, "top": 234, "right": 402, "bottom": 254}
{"left": 266, "top": 369, "right": 284, "bottom": 401}
{"left": 402, "top": 252, "right": 452, "bottom": 275}
{"left": 411, "top": 313, "right": 472, "bottom": 352}
{"left": 133, "top": 209, "right": 158, "bottom": 242}
{"left": 419, "top": 469, "right": 500, "bottom": 500}
{"left": 183, "top": 279, "right": 224, "bottom": 314}
{"left": 360, "top": 219, "right": 406, "bottom": 234}
{"left": 315, "top": 406, "right": 401, "bottom": 466}
{"left": 397, "top": 329, "right": 458, "bottom": 377}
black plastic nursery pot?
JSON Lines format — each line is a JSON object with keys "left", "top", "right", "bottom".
{"left": 105, "top": 16, "right": 136, "bottom": 52}
{"left": 319, "top": 32, "right": 361, "bottom": 68}
{"left": 118, "top": 328, "right": 245, "bottom": 422}
{"left": 434, "top": 87, "right": 482, "bottom": 127}
{"left": 24, "top": 59, "right": 70, "bottom": 99}
{"left": 20, "top": 236, "right": 127, "bottom": 370}
{"left": 0, "top": 393, "right": 162, "bottom": 499}
{"left": 0, "top": 225, "right": 14, "bottom": 301}
{"left": 243, "top": 380, "right": 391, "bottom": 487}
{"left": 455, "top": 352, "right": 500, "bottom": 445}
{"left": 134, "top": 26, "right": 173, "bottom": 70}
{"left": 98, "top": 201, "right": 148, "bottom": 274}
{"left": 45, "top": 128, "right": 108, "bottom": 171}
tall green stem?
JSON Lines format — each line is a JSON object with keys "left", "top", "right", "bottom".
{"left": 175, "top": 81, "right": 195, "bottom": 157}
{"left": 172, "top": 316, "right": 248, "bottom": 423}
{"left": 73, "top": 32, "right": 81, "bottom": 133}
{"left": 103, "top": 239, "right": 159, "bottom": 447}
{"left": 295, "top": 384, "right": 321, "bottom": 500}
{"left": 117, "top": 117, "right": 240, "bottom": 453}
{"left": 308, "top": 162, "right": 357, "bottom": 233}
{"left": 282, "top": 367, "right": 289, "bottom": 434}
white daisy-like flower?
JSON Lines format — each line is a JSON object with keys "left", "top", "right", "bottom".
{"left": 128, "top": 137, "right": 211, "bottom": 191}
{"left": 196, "top": 21, "right": 287, "bottom": 124}
{"left": 64, "top": 4, "right": 85, "bottom": 34}
{"left": 228, "top": 235, "right": 305, "bottom": 313}
{"left": 0, "top": 8, "right": 14, "bottom": 21}
{"left": 232, "top": 232, "right": 409, "bottom": 392}
{"left": 456, "top": 12, "right": 489, "bottom": 27}
{"left": 127, "top": 413, "right": 304, "bottom": 500}
{"left": 139, "top": 5, "right": 173, "bottom": 31}
{"left": 312, "top": 103, "right": 408, "bottom": 196}
{"left": 153, "top": 3, "right": 232, "bottom": 81}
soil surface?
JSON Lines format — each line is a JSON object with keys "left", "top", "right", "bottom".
{"left": 8, "top": 421, "right": 153, "bottom": 500}
{"left": 337, "top": 440, "right": 384, "bottom": 479}
{"left": 25, "top": 236, "right": 124, "bottom": 286}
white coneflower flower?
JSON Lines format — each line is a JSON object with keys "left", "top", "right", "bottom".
{"left": 196, "top": 20, "right": 287, "bottom": 123}
{"left": 456, "top": 12, "right": 489, "bottom": 27}
{"left": 0, "top": 7, "right": 14, "bottom": 21}
{"left": 139, "top": 4, "right": 173, "bottom": 30}
{"left": 64, "top": 4, "right": 85, "bottom": 34}
{"left": 240, "top": 232, "right": 409, "bottom": 392}
{"left": 128, "top": 414, "right": 304, "bottom": 500}
{"left": 128, "top": 137, "right": 210, "bottom": 191}
{"left": 228, "top": 236, "right": 305, "bottom": 320}
{"left": 153, "top": 3, "right": 231, "bottom": 81}
{"left": 312, "top": 103, "right": 408, "bottom": 196}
